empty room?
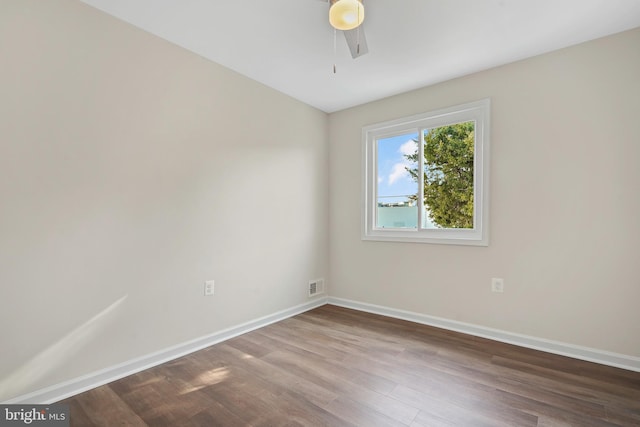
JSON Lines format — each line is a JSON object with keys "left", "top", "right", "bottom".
{"left": 1, "top": 0, "right": 639, "bottom": 425}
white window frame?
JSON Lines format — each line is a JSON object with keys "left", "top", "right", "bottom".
{"left": 362, "top": 98, "right": 490, "bottom": 246}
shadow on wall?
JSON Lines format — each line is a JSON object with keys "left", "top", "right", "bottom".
{"left": 0, "top": 295, "right": 128, "bottom": 402}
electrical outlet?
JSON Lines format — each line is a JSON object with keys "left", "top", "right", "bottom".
{"left": 491, "top": 278, "right": 504, "bottom": 293}
{"left": 204, "top": 280, "right": 215, "bottom": 296}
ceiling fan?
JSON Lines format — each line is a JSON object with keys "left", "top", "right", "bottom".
{"left": 318, "top": 0, "right": 369, "bottom": 59}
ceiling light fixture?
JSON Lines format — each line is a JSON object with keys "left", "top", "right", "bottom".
{"left": 329, "top": 0, "right": 365, "bottom": 31}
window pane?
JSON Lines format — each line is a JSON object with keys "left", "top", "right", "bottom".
{"left": 422, "top": 121, "right": 475, "bottom": 229}
{"left": 376, "top": 133, "right": 418, "bottom": 229}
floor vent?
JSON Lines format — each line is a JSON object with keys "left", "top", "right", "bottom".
{"left": 308, "top": 278, "right": 325, "bottom": 297}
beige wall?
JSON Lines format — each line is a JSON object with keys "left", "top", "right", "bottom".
{"left": 329, "top": 28, "right": 640, "bottom": 357}
{"left": 0, "top": 1, "right": 328, "bottom": 401}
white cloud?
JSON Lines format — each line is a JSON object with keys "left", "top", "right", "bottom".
{"left": 399, "top": 139, "right": 417, "bottom": 156}
{"left": 387, "top": 140, "right": 417, "bottom": 185}
{"left": 388, "top": 163, "right": 408, "bottom": 185}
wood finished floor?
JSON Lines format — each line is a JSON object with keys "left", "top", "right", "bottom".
{"left": 61, "top": 305, "right": 640, "bottom": 426}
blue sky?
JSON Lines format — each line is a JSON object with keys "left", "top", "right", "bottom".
{"left": 376, "top": 132, "right": 418, "bottom": 204}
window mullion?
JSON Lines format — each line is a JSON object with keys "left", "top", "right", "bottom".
{"left": 417, "top": 128, "right": 425, "bottom": 230}
{"left": 371, "top": 138, "right": 379, "bottom": 230}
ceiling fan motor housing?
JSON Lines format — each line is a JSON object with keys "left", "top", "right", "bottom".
{"left": 329, "top": 0, "right": 365, "bottom": 31}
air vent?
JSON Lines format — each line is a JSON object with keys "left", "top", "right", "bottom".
{"left": 308, "top": 278, "right": 325, "bottom": 297}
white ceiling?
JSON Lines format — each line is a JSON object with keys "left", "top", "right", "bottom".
{"left": 80, "top": 0, "right": 640, "bottom": 113}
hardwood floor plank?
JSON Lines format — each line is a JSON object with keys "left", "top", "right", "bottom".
{"left": 255, "top": 331, "right": 399, "bottom": 395}
{"left": 392, "top": 384, "right": 537, "bottom": 427}
{"left": 65, "top": 399, "right": 98, "bottom": 427}
{"left": 61, "top": 304, "right": 640, "bottom": 426}
{"left": 491, "top": 355, "right": 640, "bottom": 409}
{"left": 223, "top": 335, "right": 274, "bottom": 359}
{"left": 392, "top": 349, "right": 613, "bottom": 421}
{"left": 206, "top": 343, "right": 339, "bottom": 407}
{"left": 186, "top": 403, "right": 246, "bottom": 427}
{"left": 493, "top": 354, "right": 640, "bottom": 393}
{"left": 70, "top": 385, "right": 147, "bottom": 427}
{"left": 494, "top": 389, "right": 623, "bottom": 427}
{"left": 198, "top": 361, "right": 353, "bottom": 427}
{"left": 410, "top": 407, "right": 499, "bottom": 427}
{"left": 320, "top": 395, "right": 409, "bottom": 427}
{"left": 223, "top": 338, "right": 419, "bottom": 425}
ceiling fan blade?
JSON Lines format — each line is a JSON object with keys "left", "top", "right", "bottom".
{"left": 343, "top": 26, "right": 368, "bottom": 58}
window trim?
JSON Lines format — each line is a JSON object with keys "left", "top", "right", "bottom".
{"left": 362, "top": 98, "right": 490, "bottom": 246}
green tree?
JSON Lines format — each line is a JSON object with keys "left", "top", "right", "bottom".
{"left": 405, "top": 122, "right": 474, "bottom": 228}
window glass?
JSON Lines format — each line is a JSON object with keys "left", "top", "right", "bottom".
{"left": 422, "top": 122, "right": 475, "bottom": 230}
{"left": 376, "top": 132, "right": 418, "bottom": 229}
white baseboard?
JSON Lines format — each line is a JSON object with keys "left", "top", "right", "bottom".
{"left": 328, "top": 297, "right": 640, "bottom": 373}
{"left": 4, "top": 297, "right": 329, "bottom": 404}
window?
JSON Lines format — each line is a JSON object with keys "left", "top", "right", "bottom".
{"left": 362, "top": 99, "right": 490, "bottom": 245}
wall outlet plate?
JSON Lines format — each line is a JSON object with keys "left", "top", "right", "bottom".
{"left": 491, "top": 278, "right": 504, "bottom": 293}
{"left": 204, "top": 280, "right": 215, "bottom": 296}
